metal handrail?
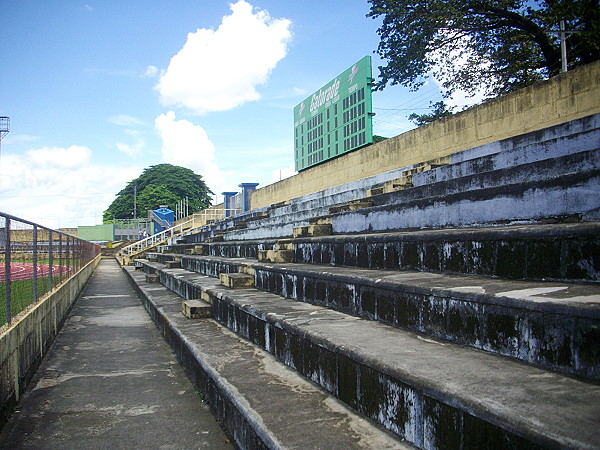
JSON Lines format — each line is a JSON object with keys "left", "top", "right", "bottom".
{"left": 148, "top": 210, "right": 172, "bottom": 229}
{"left": 118, "top": 208, "right": 242, "bottom": 259}
{"left": 119, "top": 220, "right": 189, "bottom": 256}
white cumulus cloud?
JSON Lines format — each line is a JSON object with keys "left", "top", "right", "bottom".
{"left": 155, "top": 0, "right": 292, "bottom": 114}
{"left": 155, "top": 111, "right": 227, "bottom": 194}
{"left": 116, "top": 141, "right": 143, "bottom": 158}
{"left": 25, "top": 145, "right": 92, "bottom": 170}
{"left": 0, "top": 145, "right": 140, "bottom": 228}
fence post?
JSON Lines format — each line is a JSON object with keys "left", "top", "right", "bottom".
{"left": 4, "top": 217, "right": 11, "bottom": 324}
{"left": 48, "top": 230, "right": 53, "bottom": 291}
{"left": 58, "top": 234, "right": 63, "bottom": 283}
{"left": 33, "top": 225, "right": 38, "bottom": 303}
{"left": 76, "top": 238, "right": 80, "bottom": 271}
{"left": 65, "top": 237, "right": 70, "bottom": 281}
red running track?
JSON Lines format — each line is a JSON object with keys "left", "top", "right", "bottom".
{"left": 0, "top": 263, "right": 72, "bottom": 282}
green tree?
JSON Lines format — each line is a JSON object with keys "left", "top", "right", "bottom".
{"left": 103, "top": 164, "right": 213, "bottom": 221}
{"left": 408, "top": 101, "right": 455, "bottom": 126}
{"left": 368, "top": 0, "right": 600, "bottom": 99}
{"left": 135, "top": 185, "right": 180, "bottom": 214}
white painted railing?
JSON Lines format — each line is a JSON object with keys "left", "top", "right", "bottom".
{"left": 118, "top": 208, "right": 241, "bottom": 260}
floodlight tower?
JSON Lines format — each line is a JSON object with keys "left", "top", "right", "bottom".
{"left": 0, "top": 117, "right": 8, "bottom": 138}
{"left": 0, "top": 116, "right": 9, "bottom": 165}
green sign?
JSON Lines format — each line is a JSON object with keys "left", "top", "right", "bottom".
{"left": 294, "top": 56, "right": 374, "bottom": 171}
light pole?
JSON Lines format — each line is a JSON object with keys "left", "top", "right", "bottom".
{"left": 133, "top": 185, "right": 137, "bottom": 220}
{"left": 0, "top": 117, "right": 9, "bottom": 167}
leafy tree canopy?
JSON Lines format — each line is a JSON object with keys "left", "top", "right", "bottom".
{"left": 368, "top": 0, "right": 600, "bottom": 99}
{"left": 408, "top": 101, "right": 456, "bottom": 126}
{"left": 103, "top": 164, "right": 213, "bottom": 222}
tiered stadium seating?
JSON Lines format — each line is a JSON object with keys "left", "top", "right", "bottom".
{"left": 124, "top": 113, "right": 600, "bottom": 449}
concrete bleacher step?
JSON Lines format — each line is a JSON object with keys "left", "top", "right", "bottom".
{"left": 367, "top": 174, "right": 414, "bottom": 196}
{"left": 252, "top": 261, "right": 600, "bottom": 381}
{"left": 309, "top": 213, "right": 333, "bottom": 225}
{"left": 367, "top": 157, "right": 452, "bottom": 197}
{"left": 292, "top": 223, "right": 333, "bottom": 238}
{"left": 124, "top": 266, "right": 406, "bottom": 449}
{"left": 181, "top": 298, "right": 212, "bottom": 318}
{"left": 127, "top": 260, "right": 600, "bottom": 449}
{"left": 166, "top": 239, "right": 279, "bottom": 260}
{"left": 256, "top": 240, "right": 295, "bottom": 264}
{"left": 441, "top": 113, "right": 600, "bottom": 169}
{"left": 370, "top": 147, "right": 600, "bottom": 208}
{"left": 292, "top": 222, "right": 600, "bottom": 282}
{"left": 288, "top": 125, "right": 596, "bottom": 221}
{"left": 176, "top": 114, "right": 600, "bottom": 244}
{"left": 413, "top": 116, "right": 600, "bottom": 188}
{"left": 185, "top": 222, "right": 600, "bottom": 282}
{"left": 182, "top": 210, "right": 273, "bottom": 245}
{"left": 198, "top": 167, "right": 421, "bottom": 242}
{"left": 219, "top": 272, "right": 254, "bottom": 289}
{"left": 152, "top": 253, "right": 600, "bottom": 381}
{"left": 333, "top": 167, "right": 600, "bottom": 234}
{"left": 219, "top": 146, "right": 598, "bottom": 242}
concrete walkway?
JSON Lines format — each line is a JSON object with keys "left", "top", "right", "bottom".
{"left": 0, "top": 259, "right": 231, "bottom": 450}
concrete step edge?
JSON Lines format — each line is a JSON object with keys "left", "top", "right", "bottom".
{"left": 333, "top": 168, "right": 600, "bottom": 234}
{"left": 188, "top": 222, "right": 600, "bottom": 252}
{"left": 136, "top": 263, "right": 600, "bottom": 449}
{"left": 413, "top": 128, "right": 600, "bottom": 187}
{"left": 123, "top": 266, "right": 407, "bottom": 449}
{"left": 173, "top": 255, "right": 600, "bottom": 380}
{"left": 189, "top": 147, "right": 599, "bottom": 242}
{"left": 217, "top": 168, "right": 599, "bottom": 241}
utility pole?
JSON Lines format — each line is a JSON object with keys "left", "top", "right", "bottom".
{"left": 560, "top": 20, "right": 568, "bottom": 73}
{"left": 549, "top": 20, "right": 578, "bottom": 73}
{"left": 133, "top": 185, "right": 137, "bottom": 220}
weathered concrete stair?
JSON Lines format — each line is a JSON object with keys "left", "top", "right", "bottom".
{"left": 217, "top": 145, "right": 599, "bottom": 241}
{"left": 128, "top": 259, "right": 600, "bottom": 448}
{"left": 257, "top": 240, "right": 295, "bottom": 264}
{"left": 129, "top": 114, "right": 600, "bottom": 448}
{"left": 176, "top": 114, "right": 600, "bottom": 244}
{"left": 181, "top": 299, "right": 211, "bottom": 318}
{"left": 124, "top": 266, "right": 404, "bottom": 449}
{"left": 414, "top": 113, "right": 600, "bottom": 188}
{"left": 145, "top": 253, "right": 600, "bottom": 381}
{"left": 292, "top": 223, "right": 333, "bottom": 238}
{"left": 333, "top": 153, "right": 600, "bottom": 234}
{"left": 367, "top": 157, "right": 452, "bottom": 196}
{"left": 181, "top": 209, "right": 274, "bottom": 245}
{"left": 165, "top": 259, "right": 181, "bottom": 269}
{"left": 179, "top": 222, "right": 600, "bottom": 282}
{"left": 219, "top": 272, "right": 254, "bottom": 289}
{"left": 292, "top": 222, "right": 600, "bottom": 282}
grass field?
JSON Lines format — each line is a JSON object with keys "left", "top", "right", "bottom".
{"left": 0, "top": 275, "right": 62, "bottom": 325}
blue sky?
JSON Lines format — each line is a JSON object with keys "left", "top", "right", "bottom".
{"left": 1, "top": 0, "right": 458, "bottom": 229}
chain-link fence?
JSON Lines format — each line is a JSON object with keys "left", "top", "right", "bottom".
{"left": 0, "top": 212, "right": 100, "bottom": 327}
